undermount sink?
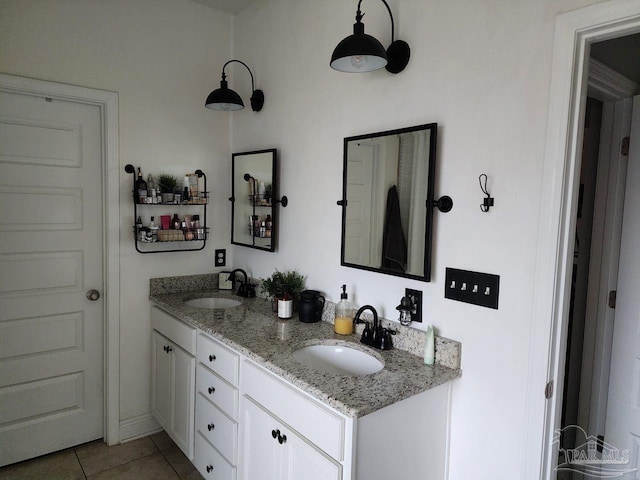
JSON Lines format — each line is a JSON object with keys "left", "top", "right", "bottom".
{"left": 184, "top": 297, "right": 242, "bottom": 309}
{"left": 292, "top": 344, "right": 384, "bottom": 376}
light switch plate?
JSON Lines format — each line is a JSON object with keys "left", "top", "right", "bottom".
{"left": 444, "top": 268, "right": 500, "bottom": 309}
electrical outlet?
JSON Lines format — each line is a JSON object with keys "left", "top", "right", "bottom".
{"left": 444, "top": 268, "right": 500, "bottom": 309}
{"left": 405, "top": 288, "right": 423, "bottom": 323}
{"left": 215, "top": 249, "right": 226, "bottom": 267}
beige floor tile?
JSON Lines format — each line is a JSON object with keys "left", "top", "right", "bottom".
{"left": 75, "top": 437, "right": 158, "bottom": 476}
{"left": 0, "top": 449, "right": 84, "bottom": 480}
{"left": 149, "top": 431, "right": 175, "bottom": 453}
{"left": 86, "top": 453, "right": 179, "bottom": 480}
{"left": 162, "top": 447, "right": 202, "bottom": 480}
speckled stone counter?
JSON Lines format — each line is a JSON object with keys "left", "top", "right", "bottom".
{"left": 149, "top": 280, "right": 461, "bottom": 419}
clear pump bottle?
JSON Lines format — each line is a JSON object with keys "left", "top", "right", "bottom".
{"left": 334, "top": 284, "right": 355, "bottom": 335}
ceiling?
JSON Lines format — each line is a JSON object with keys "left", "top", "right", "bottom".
{"left": 591, "top": 33, "right": 640, "bottom": 84}
{"left": 191, "top": 0, "right": 256, "bottom": 15}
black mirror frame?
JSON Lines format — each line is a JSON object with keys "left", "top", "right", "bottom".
{"left": 230, "top": 148, "right": 277, "bottom": 252}
{"left": 339, "top": 123, "right": 438, "bottom": 282}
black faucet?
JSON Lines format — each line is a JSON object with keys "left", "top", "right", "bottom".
{"left": 353, "top": 305, "right": 395, "bottom": 350}
{"left": 228, "top": 269, "right": 255, "bottom": 298}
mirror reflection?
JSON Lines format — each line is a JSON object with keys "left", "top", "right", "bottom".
{"left": 231, "top": 149, "right": 276, "bottom": 252}
{"left": 340, "top": 124, "right": 437, "bottom": 281}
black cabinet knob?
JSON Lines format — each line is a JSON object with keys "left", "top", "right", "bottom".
{"left": 208, "top": 386, "right": 215, "bottom": 395}
{"left": 209, "top": 354, "right": 216, "bottom": 362}
{"left": 278, "top": 433, "right": 287, "bottom": 444}
{"left": 206, "top": 465, "right": 213, "bottom": 473}
{"left": 271, "top": 429, "right": 279, "bottom": 439}
{"left": 207, "top": 423, "right": 215, "bottom": 431}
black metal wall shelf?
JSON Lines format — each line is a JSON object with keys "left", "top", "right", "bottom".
{"left": 125, "top": 164, "right": 208, "bottom": 254}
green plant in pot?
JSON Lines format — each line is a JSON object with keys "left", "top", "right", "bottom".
{"left": 158, "top": 174, "right": 178, "bottom": 203}
{"left": 260, "top": 270, "right": 305, "bottom": 313}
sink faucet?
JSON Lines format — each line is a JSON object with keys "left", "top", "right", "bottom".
{"left": 354, "top": 305, "right": 396, "bottom": 350}
{"left": 228, "top": 269, "right": 255, "bottom": 298}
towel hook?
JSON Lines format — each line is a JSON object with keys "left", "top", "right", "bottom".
{"left": 479, "top": 174, "right": 494, "bottom": 212}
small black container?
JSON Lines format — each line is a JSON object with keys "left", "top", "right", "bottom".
{"left": 298, "top": 290, "right": 325, "bottom": 323}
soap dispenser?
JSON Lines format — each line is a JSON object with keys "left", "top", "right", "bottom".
{"left": 334, "top": 284, "right": 355, "bottom": 335}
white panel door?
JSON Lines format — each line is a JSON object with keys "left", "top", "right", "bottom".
{"left": 344, "top": 143, "right": 374, "bottom": 266}
{"left": 604, "top": 95, "right": 640, "bottom": 477}
{"left": 0, "top": 91, "right": 104, "bottom": 466}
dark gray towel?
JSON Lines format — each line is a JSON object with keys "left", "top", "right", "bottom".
{"left": 381, "top": 185, "right": 407, "bottom": 272}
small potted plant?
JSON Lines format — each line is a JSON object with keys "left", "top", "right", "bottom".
{"left": 260, "top": 270, "right": 305, "bottom": 313}
{"left": 158, "top": 174, "right": 178, "bottom": 204}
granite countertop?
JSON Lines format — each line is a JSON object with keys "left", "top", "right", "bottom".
{"left": 149, "top": 289, "right": 461, "bottom": 418}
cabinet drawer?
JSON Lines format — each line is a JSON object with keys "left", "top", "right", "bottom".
{"left": 196, "top": 393, "right": 237, "bottom": 464}
{"left": 194, "top": 432, "right": 236, "bottom": 480}
{"left": 242, "top": 361, "right": 346, "bottom": 461}
{"left": 197, "top": 333, "right": 239, "bottom": 385}
{"left": 197, "top": 364, "right": 238, "bottom": 419}
{"left": 151, "top": 306, "right": 196, "bottom": 354}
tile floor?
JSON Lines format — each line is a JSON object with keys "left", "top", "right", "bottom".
{"left": 0, "top": 431, "right": 204, "bottom": 480}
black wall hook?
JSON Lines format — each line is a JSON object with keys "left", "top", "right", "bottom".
{"left": 479, "top": 174, "right": 494, "bottom": 212}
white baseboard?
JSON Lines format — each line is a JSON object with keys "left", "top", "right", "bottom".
{"left": 119, "top": 414, "right": 161, "bottom": 443}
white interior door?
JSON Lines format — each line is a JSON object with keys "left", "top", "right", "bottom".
{"left": 344, "top": 142, "right": 375, "bottom": 266}
{"left": 603, "top": 95, "right": 640, "bottom": 477}
{"left": 0, "top": 90, "right": 104, "bottom": 466}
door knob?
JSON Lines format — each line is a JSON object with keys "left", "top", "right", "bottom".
{"left": 86, "top": 289, "right": 100, "bottom": 301}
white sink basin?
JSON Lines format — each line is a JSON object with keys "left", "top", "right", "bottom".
{"left": 292, "top": 344, "right": 383, "bottom": 376}
{"left": 184, "top": 297, "right": 242, "bottom": 309}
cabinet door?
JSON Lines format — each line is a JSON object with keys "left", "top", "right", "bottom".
{"left": 151, "top": 330, "right": 172, "bottom": 431}
{"left": 172, "top": 343, "right": 195, "bottom": 459}
{"left": 240, "top": 398, "right": 341, "bottom": 480}
{"left": 282, "top": 432, "right": 342, "bottom": 480}
{"left": 240, "top": 398, "right": 281, "bottom": 480}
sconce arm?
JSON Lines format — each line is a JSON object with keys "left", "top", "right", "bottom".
{"left": 222, "top": 59, "right": 256, "bottom": 93}
{"left": 356, "top": 0, "right": 396, "bottom": 42}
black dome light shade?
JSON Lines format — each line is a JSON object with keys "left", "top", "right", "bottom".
{"left": 330, "top": 0, "right": 410, "bottom": 74}
{"left": 205, "top": 60, "right": 264, "bottom": 112}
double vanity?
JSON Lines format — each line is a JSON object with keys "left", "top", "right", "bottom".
{"left": 149, "top": 274, "right": 461, "bottom": 480}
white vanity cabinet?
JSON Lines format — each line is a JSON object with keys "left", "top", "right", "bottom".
{"left": 193, "top": 333, "right": 240, "bottom": 480}
{"left": 150, "top": 307, "right": 196, "bottom": 459}
{"left": 239, "top": 361, "right": 346, "bottom": 480}
{"left": 149, "top": 303, "right": 452, "bottom": 480}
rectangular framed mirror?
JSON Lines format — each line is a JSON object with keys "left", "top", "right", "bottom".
{"left": 231, "top": 148, "right": 277, "bottom": 252}
{"left": 340, "top": 123, "right": 438, "bottom": 281}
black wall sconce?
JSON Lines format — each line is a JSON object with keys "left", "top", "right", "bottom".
{"left": 205, "top": 60, "right": 264, "bottom": 112}
{"left": 330, "top": 0, "right": 410, "bottom": 74}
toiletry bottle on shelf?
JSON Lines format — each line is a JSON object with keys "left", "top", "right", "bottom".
{"left": 171, "top": 214, "right": 181, "bottom": 230}
{"left": 334, "top": 284, "right": 355, "bottom": 335}
{"left": 135, "top": 168, "right": 147, "bottom": 203}
{"left": 149, "top": 216, "right": 159, "bottom": 242}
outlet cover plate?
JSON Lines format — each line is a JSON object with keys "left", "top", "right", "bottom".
{"left": 215, "top": 249, "right": 226, "bottom": 267}
{"left": 405, "top": 288, "right": 423, "bottom": 323}
{"left": 445, "top": 268, "right": 499, "bottom": 309}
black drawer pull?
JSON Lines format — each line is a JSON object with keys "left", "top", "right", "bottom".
{"left": 206, "top": 465, "right": 213, "bottom": 473}
{"left": 209, "top": 354, "right": 216, "bottom": 362}
{"left": 272, "top": 429, "right": 279, "bottom": 439}
{"left": 207, "top": 423, "right": 215, "bottom": 431}
{"left": 208, "top": 386, "right": 215, "bottom": 395}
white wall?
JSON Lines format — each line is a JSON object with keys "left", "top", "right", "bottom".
{"left": 1, "top": 0, "right": 616, "bottom": 477}
{"left": 0, "top": 0, "right": 232, "bottom": 425}
{"left": 228, "top": 0, "right": 607, "bottom": 478}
